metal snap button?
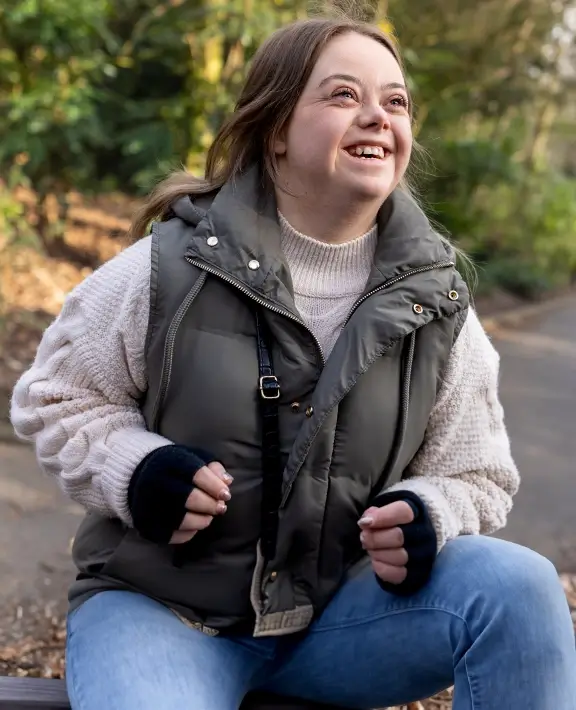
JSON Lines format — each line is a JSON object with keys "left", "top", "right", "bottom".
{"left": 248, "top": 259, "right": 260, "bottom": 270}
{"left": 448, "top": 290, "right": 459, "bottom": 301}
{"left": 207, "top": 236, "right": 218, "bottom": 247}
{"left": 305, "top": 406, "right": 314, "bottom": 418}
{"left": 270, "top": 571, "right": 278, "bottom": 581}
{"left": 291, "top": 402, "right": 300, "bottom": 412}
{"left": 413, "top": 304, "right": 424, "bottom": 314}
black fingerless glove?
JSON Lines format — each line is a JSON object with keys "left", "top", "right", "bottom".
{"left": 127, "top": 445, "right": 217, "bottom": 544}
{"left": 370, "top": 490, "right": 438, "bottom": 596}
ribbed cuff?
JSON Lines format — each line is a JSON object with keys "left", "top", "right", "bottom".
{"left": 100, "top": 428, "right": 173, "bottom": 525}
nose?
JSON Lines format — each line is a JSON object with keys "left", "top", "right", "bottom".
{"left": 357, "top": 102, "right": 391, "bottom": 131}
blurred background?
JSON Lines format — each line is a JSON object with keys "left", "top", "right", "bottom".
{"left": 0, "top": 0, "right": 575, "bottom": 691}
{"left": 0, "top": 0, "right": 575, "bottom": 393}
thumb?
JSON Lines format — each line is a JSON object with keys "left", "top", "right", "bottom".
{"left": 357, "top": 506, "right": 380, "bottom": 528}
{"left": 359, "top": 501, "right": 415, "bottom": 529}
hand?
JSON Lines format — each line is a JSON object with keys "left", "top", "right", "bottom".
{"left": 358, "top": 501, "right": 415, "bottom": 585}
{"left": 170, "top": 461, "right": 232, "bottom": 544}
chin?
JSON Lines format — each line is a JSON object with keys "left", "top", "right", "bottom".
{"left": 346, "top": 177, "right": 395, "bottom": 203}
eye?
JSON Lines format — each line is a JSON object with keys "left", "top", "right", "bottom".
{"left": 332, "top": 87, "right": 358, "bottom": 101}
{"left": 388, "top": 95, "right": 410, "bottom": 110}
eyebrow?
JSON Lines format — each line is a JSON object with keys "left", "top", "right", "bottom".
{"left": 317, "top": 73, "right": 407, "bottom": 93}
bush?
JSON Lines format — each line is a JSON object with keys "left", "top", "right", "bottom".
{"left": 0, "top": 164, "right": 36, "bottom": 250}
{"left": 478, "top": 259, "right": 557, "bottom": 300}
{"left": 421, "top": 139, "right": 576, "bottom": 297}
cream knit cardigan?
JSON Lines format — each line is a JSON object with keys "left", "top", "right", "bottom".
{"left": 10, "top": 229, "right": 520, "bottom": 550}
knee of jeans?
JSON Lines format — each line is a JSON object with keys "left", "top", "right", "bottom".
{"left": 446, "top": 536, "right": 562, "bottom": 611}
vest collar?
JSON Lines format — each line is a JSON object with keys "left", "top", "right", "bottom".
{"left": 176, "top": 165, "right": 455, "bottom": 313}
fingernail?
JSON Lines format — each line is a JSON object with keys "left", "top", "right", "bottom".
{"left": 219, "top": 489, "right": 231, "bottom": 501}
{"left": 358, "top": 516, "right": 374, "bottom": 527}
{"left": 216, "top": 502, "right": 227, "bottom": 514}
{"left": 223, "top": 473, "right": 234, "bottom": 484}
{"left": 359, "top": 531, "right": 366, "bottom": 544}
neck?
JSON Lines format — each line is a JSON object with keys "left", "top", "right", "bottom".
{"left": 274, "top": 188, "right": 381, "bottom": 245}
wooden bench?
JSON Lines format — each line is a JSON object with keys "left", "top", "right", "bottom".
{"left": 0, "top": 677, "right": 349, "bottom": 709}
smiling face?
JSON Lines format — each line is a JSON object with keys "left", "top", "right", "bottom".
{"left": 274, "top": 32, "right": 413, "bottom": 209}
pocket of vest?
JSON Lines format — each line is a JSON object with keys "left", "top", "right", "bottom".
{"left": 98, "top": 528, "right": 250, "bottom": 623}
{"left": 98, "top": 529, "right": 211, "bottom": 610}
{"left": 100, "top": 528, "right": 182, "bottom": 596}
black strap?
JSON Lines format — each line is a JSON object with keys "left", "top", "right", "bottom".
{"left": 173, "top": 310, "right": 283, "bottom": 568}
{"left": 255, "top": 310, "right": 283, "bottom": 560}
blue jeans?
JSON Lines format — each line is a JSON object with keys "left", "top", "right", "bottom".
{"left": 66, "top": 536, "right": 576, "bottom": 709}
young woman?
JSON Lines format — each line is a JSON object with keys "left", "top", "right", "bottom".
{"left": 11, "top": 16, "right": 576, "bottom": 710}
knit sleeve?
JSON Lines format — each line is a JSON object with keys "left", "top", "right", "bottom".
{"left": 384, "top": 308, "right": 520, "bottom": 550}
{"left": 10, "top": 237, "right": 172, "bottom": 524}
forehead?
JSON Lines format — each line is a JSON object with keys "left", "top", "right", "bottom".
{"left": 309, "top": 32, "right": 404, "bottom": 87}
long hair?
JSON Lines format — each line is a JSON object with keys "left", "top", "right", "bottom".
{"left": 128, "top": 17, "right": 410, "bottom": 242}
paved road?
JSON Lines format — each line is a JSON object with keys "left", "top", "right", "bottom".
{"left": 492, "top": 296, "right": 576, "bottom": 570}
{"left": 0, "top": 296, "right": 574, "bottom": 615}
{"left": 0, "top": 443, "right": 82, "bottom": 615}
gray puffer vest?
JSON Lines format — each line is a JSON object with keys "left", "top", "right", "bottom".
{"left": 70, "top": 167, "right": 469, "bottom": 637}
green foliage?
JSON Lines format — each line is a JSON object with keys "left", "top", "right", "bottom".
{"left": 388, "top": 0, "right": 576, "bottom": 296}
{"left": 0, "top": 0, "right": 306, "bottom": 196}
{"left": 421, "top": 141, "right": 576, "bottom": 293}
{"left": 0, "top": 0, "right": 574, "bottom": 298}
{"left": 422, "top": 138, "right": 521, "bottom": 237}
{"left": 0, "top": 1, "right": 112, "bottom": 194}
{"left": 478, "top": 259, "right": 557, "bottom": 300}
{"left": 0, "top": 164, "right": 36, "bottom": 249}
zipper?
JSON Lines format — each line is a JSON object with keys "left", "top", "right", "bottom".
{"left": 343, "top": 260, "right": 455, "bottom": 327}
{"left": 400, "top": 331, "right": 417, "bottom": 438}
{"left": 185, "top": 257, "right": 326, "bottom": 366}
{"left": 150, "top": 271, "right": 208, "bottom": 432}
{"left": 380, "top": 330, "right": 417, "bottom": 487}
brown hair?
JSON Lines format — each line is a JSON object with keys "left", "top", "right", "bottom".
{"left": 128, "top": 17, "right": 409, "bottom": 242}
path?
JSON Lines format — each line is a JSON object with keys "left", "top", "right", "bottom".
{"left": 492, "top": 296, "right": 576, "bottom": 570}
{"left": 0, "top": 444, "right": 81, "bottom": 624}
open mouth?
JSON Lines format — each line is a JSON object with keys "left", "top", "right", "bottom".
{"left": 344, "top": 145, "right": 391, "bottom": 160}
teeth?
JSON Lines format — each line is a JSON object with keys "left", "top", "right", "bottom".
{"left": 351, "top": 145, "right": 385, "bottom": 158}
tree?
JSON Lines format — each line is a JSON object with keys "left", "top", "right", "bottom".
{"left": 0, "top": 0, "right": 574, "bottom": 292}
{"left": 0, "top": 0, "right": 114, "bottom": 261}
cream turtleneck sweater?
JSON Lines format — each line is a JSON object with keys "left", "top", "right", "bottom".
{"left": 278, "top": 212, "right": 378, "bottom": 358}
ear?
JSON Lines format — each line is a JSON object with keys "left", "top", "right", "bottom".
{"left": 273, "top": 127, "right": 287, "bottom": 156}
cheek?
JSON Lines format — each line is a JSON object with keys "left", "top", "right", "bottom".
{"left": 287, "top": 130, "right": 317, "bottom": 158}
{"left": 395, "top": 121, "right": 413, "bottom": 171}
{"left": 286, "top": 110, "right": 342, "bottom": 161}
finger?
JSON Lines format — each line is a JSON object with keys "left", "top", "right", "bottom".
{"left": 372, "top": 560, "right": 407, "bottom": 585}
{"left": 369, "top": 547, "right": 409, "bottom": 567}
{"left": 358, "top": 506, "right": 379, "bottom": 528}
{"left": 207, "top": 461, "right": 233, "bottom": 485}
{"left": 178, "top": 512, "right": 213, "bottom": 532}
{"left": 193, "top": 466, "right": 231, "bottom": 502}
{"left": 360, "top": 501, "right": 415, "bottom": 530}
{"left": 170, "top": 530, "right": 197, "bottom": 545}
{"left": 185, "top": 488, "right": 227, "bottom": 516}
{"left": 361, "top": 526, "right": 404, "bottom": 551}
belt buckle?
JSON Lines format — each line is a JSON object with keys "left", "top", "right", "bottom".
{"left": 259, "top": 375, "right": 281, "bottom": 400}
